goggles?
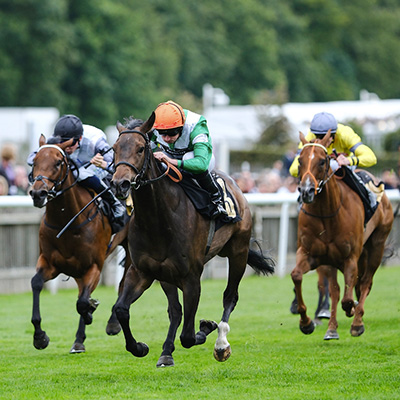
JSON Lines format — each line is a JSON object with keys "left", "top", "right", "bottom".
{"left": 158, "top": 127, "right": 182, "bottom": 137}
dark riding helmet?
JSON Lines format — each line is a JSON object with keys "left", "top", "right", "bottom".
{"left": 53, "top": 115, "right": 83, "bottom": 144}
{"left": 310, "top": 112, "right": 337, "bottom": 138}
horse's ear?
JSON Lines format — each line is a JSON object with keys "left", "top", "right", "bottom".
{"left": 299, "top": 131, "right": 308, "bottom": 145}
{"left": 39, "top": 134, "right": 46, "bottom": 147}
{"left": 116, "top": 121, "right": 125, "bottom": 134}
{"left": 320, "top": 129, "right": 332, "bottom": 147}
{"left": 59, "top": 138, "right": 75, "bottom": 150}
{"left": 141, "top": 112, "right": 156, "bottom": 135}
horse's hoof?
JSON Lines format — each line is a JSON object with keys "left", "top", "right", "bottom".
{"left": 317, "top": 309, "right": 331, "bottom": 319}
{"left": 200, "top": 319, "right": 218, "bottom": 335}
{"left": 300, "top": 320, "right": 315, "bottom": 335}
{"left": 129, "top": 342, "right": 149, "bottom": 358}
{"left": 33, "top": 332, "right": 50, "bottom": 350}
{"left": 106, "top": 322, "right": 121, "bottom": 336}
{"left": 324, "top": 329, "right": 339, "bottom": 340}
{"left": 213, "top": 345, "right": 231, "bottom": 362}
{"left": 70, "top": 342, "right": 85, "bottom": 353}
{"left": 156, "top": 355, "right": 175, "bottom": 368}
{"left": 350, "top": 325, "right": 365, "bottom": 337}
{"left": 195, "top": 331, "right": 207, "bottom": 345}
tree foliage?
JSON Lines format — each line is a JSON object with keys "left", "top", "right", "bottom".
{"left": 0, "top": 0, "right": 400, "bottom": 129}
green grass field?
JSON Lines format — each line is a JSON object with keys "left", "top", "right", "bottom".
{"left": 0, "top": 266, "right": 399, "bottom": 400}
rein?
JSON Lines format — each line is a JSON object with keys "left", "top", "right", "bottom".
{"left": 115, "top": 129, "right": 182, "bottom": 189}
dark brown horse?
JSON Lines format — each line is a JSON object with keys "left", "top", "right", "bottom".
{"left": 291, "top": 131, "right": 393, "bottom": 339}
{"left": 110, "top": 114, "right": 275, "bottom": 367}
{"left": 29, "top": 135, "right": 130, "bottom": 353}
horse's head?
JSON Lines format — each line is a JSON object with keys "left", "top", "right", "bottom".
{"left": 111, "top": 113, "right": 155, "bottom": 199}
{"left": 29, "top": 134, "right": 72, "bottom": 208}
{"left": 297, "top": 130, "right": 332, "bottom": 203}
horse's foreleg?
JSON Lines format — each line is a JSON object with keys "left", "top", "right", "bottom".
{"left": 70, "top": 316, "right": 86, "bottom": 353}
{"left": 180, "top": 277, "right": 201, "bottom": 349}
{"left": 291, "top": 253, "right": 314, "bottom": 335}
{"left": 76, "top": 265, "right": 101, "bottom": 326}
{"left": 31, "top": 271, "right": 50, "bottom": 350}
{"left": 115, "top": 265, "right": 152, "bottom": 358}
{"left": 156, "top": 282, "right": 182, "bottom": 368}
{"left": 31, "top": 256, "right": 57, "bottom": 350}
{"left": 324, "top": 268, "right": 340, "bottom": 340}
{"left": 107, "top": 244, "right": 131, "bottom": 336}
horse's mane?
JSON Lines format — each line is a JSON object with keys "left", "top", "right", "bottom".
{"left": 123, "top": 116, "right": 144, "bottom": 130}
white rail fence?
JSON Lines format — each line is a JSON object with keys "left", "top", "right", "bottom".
{"left": 1, "top": 191, "right": 399, "bottom": 294}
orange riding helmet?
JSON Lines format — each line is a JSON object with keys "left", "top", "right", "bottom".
{"left": 153, "top": 100, "right": 186, "bottom": 130}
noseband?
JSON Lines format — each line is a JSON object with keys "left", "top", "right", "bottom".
{"left": 114, "top": 129, "right": 171, "bottom": 190}
{"left": 300, "top": 143, "right": 335, "bottom": 195}
{"left": 30, "top": 145, "right": 75, "bottom": 200}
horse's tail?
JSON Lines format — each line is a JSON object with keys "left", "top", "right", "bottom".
{"left": 247, "top": 239, "right": 275, "bottom": 276}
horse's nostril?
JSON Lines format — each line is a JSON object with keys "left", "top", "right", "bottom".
{"left": 121, "top": 180, "right": 131, "bottom": 192}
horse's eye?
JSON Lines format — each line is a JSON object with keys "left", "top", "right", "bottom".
{"left": 319, "top": 159, "right": 326, "bottom": 168}
{"left": 56, "top": 160, "right": 62, "bottom": 168}
{"left": 138, "top": 146, "right": 145, "bottom": 154}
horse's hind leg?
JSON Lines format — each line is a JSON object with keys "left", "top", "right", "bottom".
{"left": 324, "top": 268, "right": 340, "bottom": 340}
{"left": 156, "top": 282, "right": 182, "bottom": 368}
{"left": 315, "top": 266, "right": 331, "bottom": 322}
{"left": 351, "top": 236, "right": 386, "bottom": 337}
{"left": 213, "top": 248, "right": 248, "bottom": 362}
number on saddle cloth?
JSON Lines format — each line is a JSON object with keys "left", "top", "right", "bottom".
{"left": 178, "top": 172, "right": 241, "bottom": 226}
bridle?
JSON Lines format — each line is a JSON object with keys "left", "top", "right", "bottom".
{"left": 300, "top": 142, "right": 336, "bottom": 195}
{"left": 30, "top": 144, "right": 78, "bottom": 200}
{"left": 299, "top": 142, "right": 343, "bottom": 218}
{"left": 114, "top": 129, "right": 181, "bottom": 190}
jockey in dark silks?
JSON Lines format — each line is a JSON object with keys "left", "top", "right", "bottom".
{"left": 28, "top": 115, "right": 127, "bottom": 233}
{"left": 150, "top": 100, "right": 227, "bottom": 219}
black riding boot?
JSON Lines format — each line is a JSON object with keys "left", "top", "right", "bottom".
{"left": 80, "top": 176, "right": 128, "bottom": 233}
{"left": 101, "top": 186, "right": 128, "bottom": 234}
{"left": 196, "top": 171, "right": 227, "bottom": 219}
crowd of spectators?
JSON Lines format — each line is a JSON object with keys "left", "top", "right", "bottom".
{"left": 0, "top": 143, "right": 30, "bottom": 196}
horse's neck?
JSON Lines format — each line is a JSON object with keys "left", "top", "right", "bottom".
{"left": 133, "top": 169, "right": 182, "bottom": 227}
{"left": 319, "top": 177, "right": 342, "bottom": 211}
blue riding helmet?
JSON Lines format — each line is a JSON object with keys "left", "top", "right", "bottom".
{"left": 310, "top": 112, "right": 337, "bottom": 136}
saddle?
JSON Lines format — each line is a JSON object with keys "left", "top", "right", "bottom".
{"left": 335, "top": 167, "right": 384, "bottom": 224}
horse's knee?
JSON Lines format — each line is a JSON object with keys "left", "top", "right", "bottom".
{"left": 76, "top": 298, "right": 92, "bottom": 324}
{"left": 31, "top": 273, "right": 44, "bottom": 291}
{"left": 291, "top": 269, "right": 302, "bottom": 284}
{"left": 115, "top": 304, "right": 130, "bottom": 323}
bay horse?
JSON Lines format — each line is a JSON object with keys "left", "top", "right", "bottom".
{"left": 110, "top": 114, "right": 275, "bottom": 367}
{"left": 291, "top": 131, "right": 393, "bottom": 339}
{"left": 29, "top": 135, "right": 130, "bottom": 353}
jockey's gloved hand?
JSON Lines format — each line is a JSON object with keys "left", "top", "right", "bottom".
{"left": 330, "top": 159, "right": 340, "bottom": 172}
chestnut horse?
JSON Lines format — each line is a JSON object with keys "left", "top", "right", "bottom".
{"left": 110, "top": 114, "right": 275, "bottom": 367}
{"left": 29, "top": 135, "right": 130, "bottom": 353}
{"left": 291, "top": 131, "right": 393, "bottom": 339}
